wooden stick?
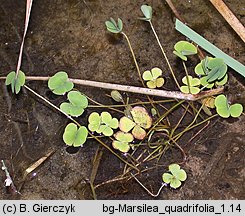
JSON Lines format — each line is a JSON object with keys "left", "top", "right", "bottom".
{"left": 0, "top": 76, "right": 223, "bottom": 101}
{"left": 209, "top": 0, "right": 245, "bottom": 43}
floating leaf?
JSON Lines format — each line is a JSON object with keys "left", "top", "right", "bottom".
{"left": 119, "top": 116, "right": 136, "bottom": 132}
{"left": 206, "top": 64, "right": 227, "bottom": 82}
{"left": 105, "top": 18, "right": 123, "bottom": 34}
{"left": 200, "top": 74, "right": 228, "bottom": 89}
{"left": 180, "top": 75, "right": 200, "bottom": 94}
{"left": 215, "top": 94, "right": 229, "bottom": 118}
{"left": 63, "top": 123, "right": 88, "bottom": 147}
{"left": 143, "top": 67, "right": 165, "bottom": 89}
{"left": 112, "top": 131, "right": 134, "bottom": 153}
{"left": 195, "top": 57, "right": 213, "bottom": 76}
{"left": 173, "top": 41, "right": 197, "bottom": 61}
{"left": 88, "top": 112, "right": 101, "bottom": 132}
{"left": 162, "top": 163, "right": 187, "bottom": 189}
{"left": 230, "top": 104, "right": 243, "bottom": 118}
{"left": 132, "top": 125, "right": 146, "bottom": 140}
{"left": 200, "top": 76, "right": 214, "bottom": 89}
{"left": 180, "top": 86, "right": 200, "bottom": 94}
{"left": 175, "top": 19, "right": 245, "bottom": 78}
{"left": 60, "top": 91, "right": 88, "bottom": 117}
{"left": 119, "top": 106, "right": 152, "bottom": 140}
{"left": 215, "top": 74, "right": 228, "bottom": 86}
{"left": 215, "top": 94, "right": 243, "bottom": 118}
{"left": 101, "top": 112, "right": 119, "bottom": 129}
{"left": 88, "top": 112, "right": 118, "bottom": 136}
{"left": 162, "top": 173, "right": 173, "bottom": 184}
{"left": 48, "top": 71, "right": 74, "bottom": 95}
{"left": 140, "top": 5, "right": 152, "bottom": 21}
{"left": 195, "top": 57, "right": 227, "bottom": 84}
{"left": 5, "top": 70, "right": 26, "bottom": 94}
{"left": 131, "top": 106, "right": 152, "bottom": 129}
{"left": 182, "top": 75, "right": 200, "bottom": 86}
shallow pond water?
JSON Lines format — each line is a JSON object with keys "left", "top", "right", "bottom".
{"left": 0, "top": 0, "right": 244, "bottom": 199}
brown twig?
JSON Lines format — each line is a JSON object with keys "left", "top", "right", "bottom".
{"left": 15, "top": 0, "right": 33, "bottom": 78}
{"left": 209, "top": 0, "right": 245, "bottom": 43}
{"left": 0, "top": 76, "right": 223, "bottom": 101}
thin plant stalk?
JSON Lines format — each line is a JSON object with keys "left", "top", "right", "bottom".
{"left": 170, "top": 103, "right": 190, "bottom": 138}
{"left": 146, "top": 100, "right": 185, "bottom": 137}
{"left": 182, "top": 61, "right": 191, "bottom": 93}
{"left": 121, "top": 32, "right": 145, "bottom": 86}
{"left": 87, "top": 95, "right": 124, "bottom": 114}
{"left": 24, "top": 85, "right": 79, "bottom": 125}
{"left": 173, "top": 113, "right": 218, "bottom": 142}
{"left": 88, "top": 132, "right": 139, "bottom": 171}
{"left": 88, "top": 99, "right": 176, "bottom": 108}
{"left": 144, "top": 114, "right": 217, "bottom": 163}
{"left": 130, "top": 173, "right": 167, "bottom": 197}
{"left": 121, "top": 31, "right": 160, "bottom": 115}
{"left": 149, "top": 21, "right": 181, "bottom": 89}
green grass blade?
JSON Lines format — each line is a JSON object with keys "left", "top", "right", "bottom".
{"left": 175, "top": 19, "right": 245, "bottom": 78}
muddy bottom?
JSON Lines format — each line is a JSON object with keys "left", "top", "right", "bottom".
{"left": 0, "top": 0, "right": 244, "bottom": 199}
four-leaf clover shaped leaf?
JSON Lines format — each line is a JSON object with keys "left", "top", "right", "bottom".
{"left": 180, "top": 75, "right": 200, "bottom": 94}
{"left": 60, "top": 91, "right": 88, "bottom": 117}
{"left": 112, "top": 131, "right": 134, "bottom": 153}
{"left": 142, "top": 67, "right": 165, "bottom": 89}
{"left": 88, "top": 112, "right": 119, "bottom": 136}
{"left": 162, "top": 164, "right": 187, "bottom": 189}
{"left": 119, "top": 106, "right": 152, "bottom": 140}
